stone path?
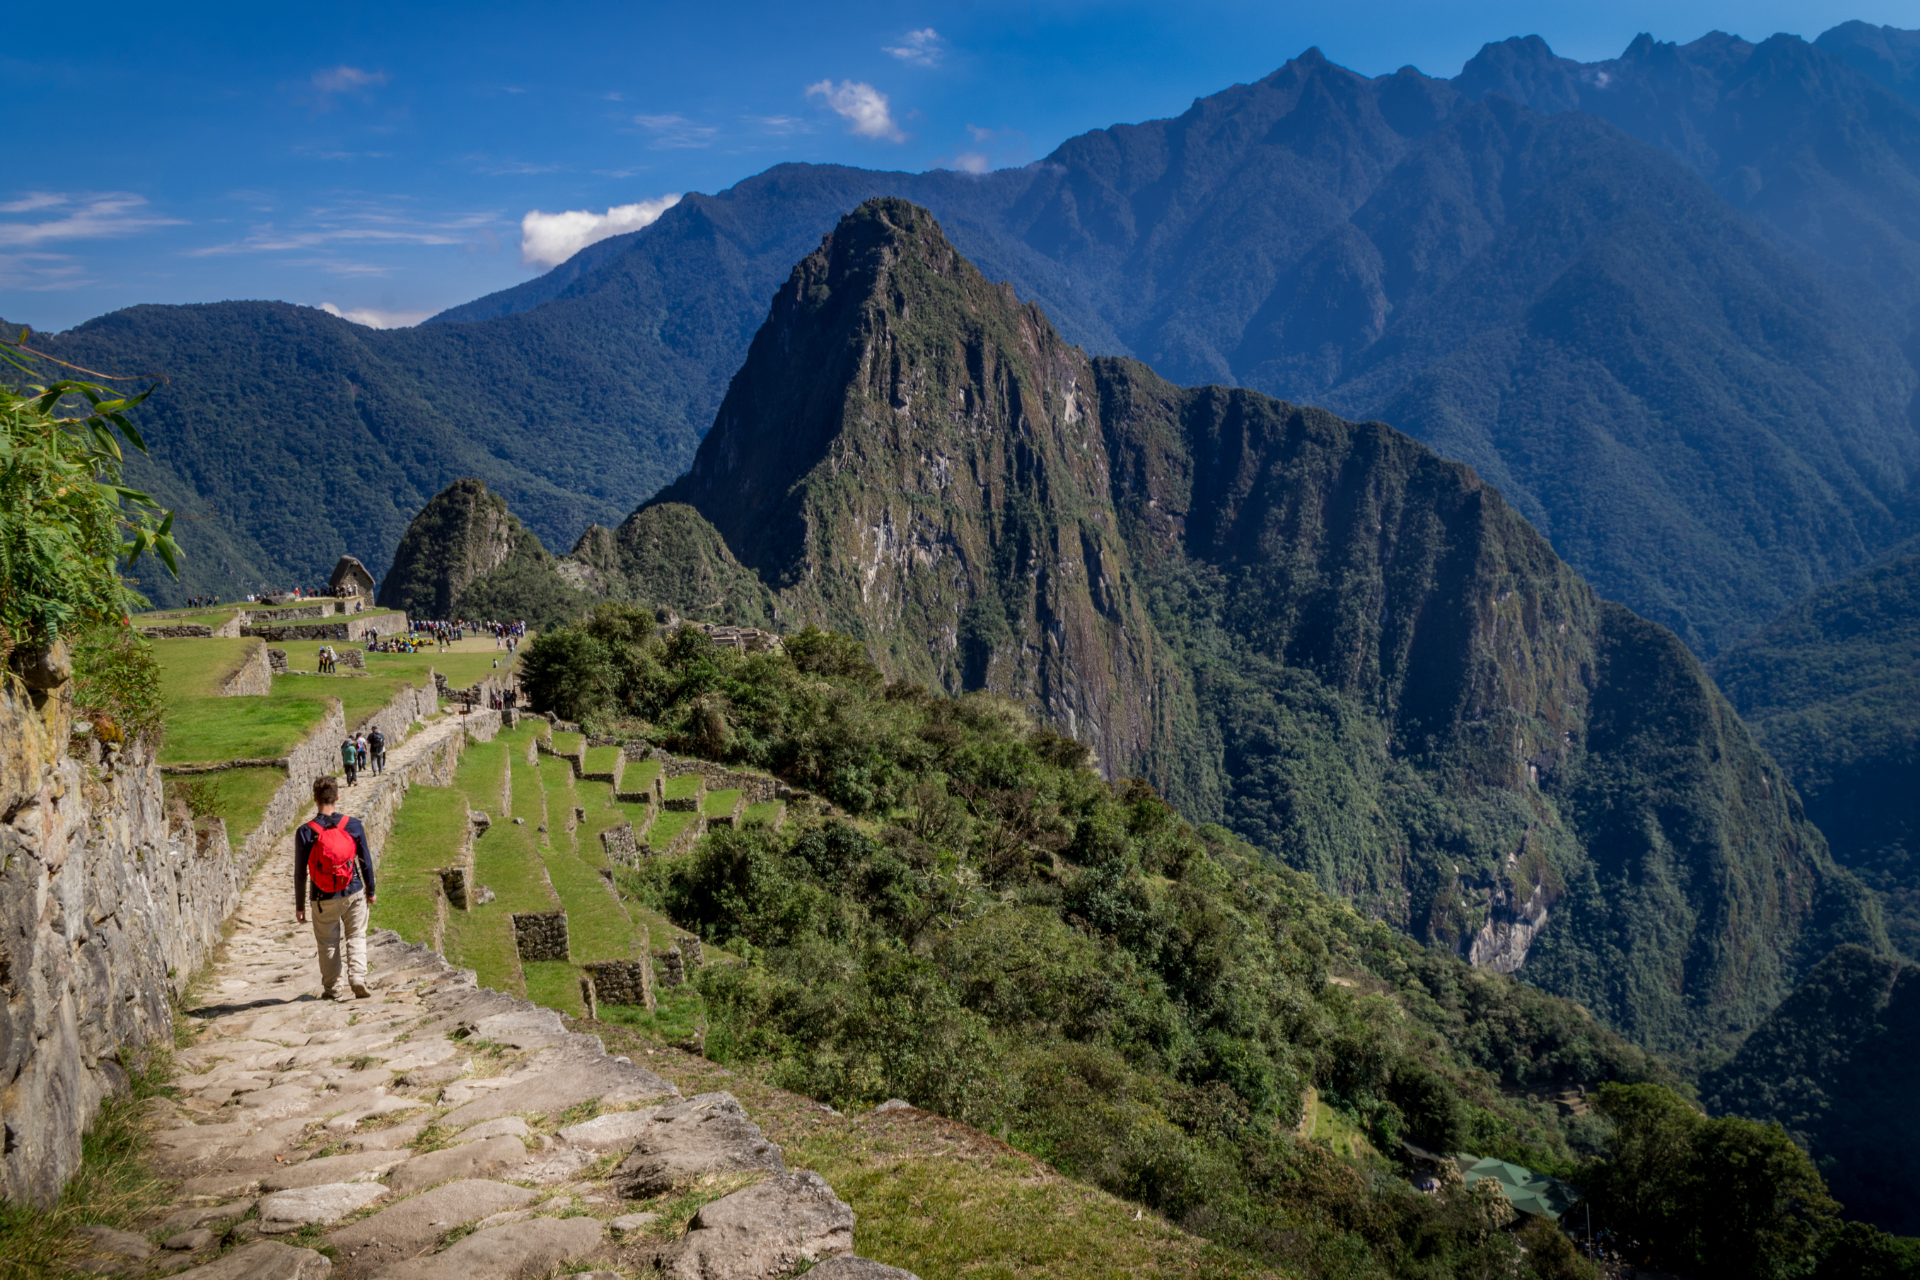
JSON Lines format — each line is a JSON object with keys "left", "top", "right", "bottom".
{"left": 74, "top": 713, "right": 914, "bottom": 1279}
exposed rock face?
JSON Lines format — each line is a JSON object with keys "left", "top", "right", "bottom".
{"left": 377, "top": 478, "right": 533, "bottom": 618}
{"left": 563, "top": 504, "right": 778, "bottom": 627}
{"left": 622, "top": 197, "right": 1881, "bottom": 1059}
{"left": 659, "top": 1170, "right": 855, "bottom": 1278}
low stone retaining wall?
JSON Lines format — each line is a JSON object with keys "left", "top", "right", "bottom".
{"left": 138, "top": 624, "right": 214, "bottom": 638}
{"left": 583, "top": 950, "right": 655, "bottom": 1011}
{"left": 512, "top": 911, "right": 570, "bottom": 961}
{"left": 217, "top": 640, "right": 273, "bottom": 696}
{"left": 629, "top": 747, "right": 780, "bottom": 803}
{"left": 244, "top": 611, "right": 409, "bottom": 643}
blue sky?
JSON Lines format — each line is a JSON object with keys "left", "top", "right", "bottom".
{"left": 3, "top": 0, "right": 1906, "bottom": 332}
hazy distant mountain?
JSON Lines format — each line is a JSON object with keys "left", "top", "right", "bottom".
{"left": 25, "top": 24, "right": 1920, "bottom": 658}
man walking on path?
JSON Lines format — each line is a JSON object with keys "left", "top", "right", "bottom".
{"left": 294, "top": 776, "right": 377, "bottom": 999}
{"left": 341, "top": 733, "right": 359, "bottom": 786}
{"left": 368, "top": 726, "right": 386, "bottom": 776}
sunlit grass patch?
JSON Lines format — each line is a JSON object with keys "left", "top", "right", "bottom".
{"left": 648, "top": 811, "right": 697, "bottom": 850}
{"left": 662, "top": 774, "right": 702, "bottom": 802}
{"left": 375, "top": 784, "right": 471, "bottom": 948}
{"left": 702, "top": 788, "right": 742, "bottom": 818}
{"left": 522, "top": 960, "right": 585, "bottom": 1017}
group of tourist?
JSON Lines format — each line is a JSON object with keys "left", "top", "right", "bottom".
{"left": 316, "top": 645, "right": 342, "bottom": 674}
{"left": 338, "top": 727, "right": 385, "bottom": 786}
{"left": 184, "top": 594, "right": 221, "bottom": 608}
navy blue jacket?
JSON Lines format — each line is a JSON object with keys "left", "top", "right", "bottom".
{"left": 294, "top": 812, "right": 376, "bottom": 909}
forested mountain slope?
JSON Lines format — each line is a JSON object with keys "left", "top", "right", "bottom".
{"left": 1701, "top": 944, "right": 1920, "bottom": 1235}
{"left": 1711, "top": 550, "right": 1920, "bottom": 959}
{"left": 628, "top": 197, "right": 1884, "bottom": 1064}
{"left": 25, "top": 22, "right": 1920, "bottom": 656}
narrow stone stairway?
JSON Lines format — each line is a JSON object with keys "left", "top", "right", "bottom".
{"left": 72, "top": 712, "right": 913, "bottom": 1279}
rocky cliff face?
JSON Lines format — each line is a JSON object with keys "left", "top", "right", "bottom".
{"left": 654, "top": 200, "right": 1177, "bottom": 773}
{"left": 377, "top": 478, "right": 536, "bottom": 618}
{"left": 619, "top": 199, "right": 1878, "bottom": 1059}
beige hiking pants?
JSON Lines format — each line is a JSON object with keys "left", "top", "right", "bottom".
{"left": 311, "top": 891, "right": 368, "bottom": 992}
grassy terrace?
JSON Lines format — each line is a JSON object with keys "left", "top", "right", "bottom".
{"left": 661, "top": 774, "right": 702, "bottom": 802}
{"left": 742, "top": 800, "right": 783, "bottom": 827}
{"left": 441, "top": 734, "right": 526, "bottom": 997}
{"left": 153, "top": 638, "right": 329, "bottom": 764}
{"left": 371, "top": 782, "right": 470, "bottom": 950}
{"left": 648, "top": 811, "right": 698, "bottom": 850}
{"left": 549, "top": 730, "right": 585, "bottom": 756}
{"left": 583, "top": 745, "right": 621, "bottom": 776}
{"left": 196, "top": 766, "right": 288, "bottom": 846}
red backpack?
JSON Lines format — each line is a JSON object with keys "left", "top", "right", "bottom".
{"left": 306, "top": 817, "right": 358, "bottom": 893}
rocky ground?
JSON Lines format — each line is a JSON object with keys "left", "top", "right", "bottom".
{"left": 72, "top": 715, "right": 913, "bottom": 1280}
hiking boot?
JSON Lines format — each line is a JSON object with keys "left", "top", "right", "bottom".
{"left": 320, "top": 988, "right": 345, "bottom": 1001}
{"left": 351, "top": 981, "right": 373, "bottom": 999}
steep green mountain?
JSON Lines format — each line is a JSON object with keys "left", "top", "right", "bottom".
{"left": 25, "top": 24, "right": 1920, "bottom": 655}
{"left": 634, "top": 198, "right": 1884, "bottom": 1064}
{"left": 377, "top": 476, "right": 589, "bottom": 628}
{"left": 561, "top": 504, "right": 778, "bottom": 627}
{"left": 1711, "top": 550, "right": 1920, "bottom": 959}
{"left": 1820, "top": 21, "right": 1920, "bottom": 109}
{"left": 1701, "top": 944, "right": 1920, "bottom": 1235}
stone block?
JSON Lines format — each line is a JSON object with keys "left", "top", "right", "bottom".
{"left": 609, "top": 1091, "right": 785, "bottom": 1199}
{"left": 257, "top": 1181, "right": 388, "bottom": 1232}
{"left": 510, "top": 911, "right": 568, "bottom": 961}
{"left": 659, "top": 1170, "right": 853, "bottom": 1279}
{"left": 438, "top": 865, "right": 469, "bottom": 910}
{"left": 165, "top": 1240, "right": 333, "bottom": 1280}
{"left": 583, "top": 956, "right": 654, "bottom": 1011}
{"left": 385, "top": 1134, "right": 528, "bottom": 1194}
{"left": 266, "top": 648, "right": 289, "bottom": 674}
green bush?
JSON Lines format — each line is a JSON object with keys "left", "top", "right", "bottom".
{"left": 69, "top": 624, "right": 164, "bottom": 744}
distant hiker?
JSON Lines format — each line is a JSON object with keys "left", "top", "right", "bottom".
{"left": 341, "top": 734, "right": 359, "bottom": 786}
{"left": 355, "top": 732, "right": 370, "bottom": 773}
{"left": 368, "top": 726, "right": 386, "bottom": 775}
{"left": 294, "top": 776, "right": 377, "bottom": 999}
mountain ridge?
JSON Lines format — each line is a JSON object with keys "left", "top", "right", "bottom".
{"left": 494, "top": 196, "right": 1885, "bottom": 1064}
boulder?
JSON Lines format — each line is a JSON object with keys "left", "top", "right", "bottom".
{"left": 661, "top": 1171, "right": 855, "bottom": 1279}
{"left": 385, "top": 1134, "right": 528, "bottom": 1194}
{"left": 609, "top": 1093, "right": 785, "bottom": 1198}
{"left": 364, "top": 1216, "right": 604, "bottom": 1279}
{"left": 164, "top": 1228, "right": 216, "bottom": 1251}
{"left": 165, "top": 1240, "right": 333, "bottom": 1279}
{"left": 257, "top": 1182, "right": 389, "bottom": 1232}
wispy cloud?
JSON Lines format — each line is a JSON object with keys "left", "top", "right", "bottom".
{"left": 632, "top": 114, "right": 718, "bottom": 148}
{"left": 311, "top": 65, "right": 387, "bottom": 109}
{"left": 284, "top": 257, "right": 393, "bottom": 277}
{"left": 465, "top": 155, "right": 564, "bottom": 177}
{"left": 806, "top": 80, "right": 906, "bottom": 143}
{"left": 319, "top": 302, "right": 430, "bottom": 329}
{"left": 884, "top": 29, "right": 945, "bottom": 67}
{"left": 519, "top": 194, "right": 680, "bottom": 268}
{"left": 0, "top": 252, "right": 90, "bottom": 291}
{"left": 0, "top": 192, "right": 183, "bottom": 247}
{"left": 747, "top": 115, "right": 812, "bottom": 136}
{"left": 942, "top": 125, "right": 1030, "bottom": 174}
{"left": 951, "top": 152, "right": 991, "bottom": 174}
{"left": 186, "top": 199, "right": 496, "bottom": 257}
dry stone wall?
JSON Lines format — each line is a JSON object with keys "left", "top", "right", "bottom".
{"left": 631, "top": 747, "right": 779, "bottom": 804}
{"left": 512, "top": 911, "right": 570, "bottom": 961}
{"left": 217, "top": 641, "right": 273, "bottom": 697}
{"left": 0, "top": 661, "right": 254, "bottom": 1208}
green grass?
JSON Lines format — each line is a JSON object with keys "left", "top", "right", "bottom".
{"left": 195, "top": 766, "right": 288, "bottom": 845}
{"left": 623, "top": 760, "right": 661, "bottom": 793}
{"left": 550, "top": 730, "right": 584, "bottom": 756}
{"left": 573, "top": 780, "right": 639, "bottom": 871}
{"left": 662, "top": 774, "right": 702, "bottom": 802}
{"left": 159, "top": 692, "right": 329, "bottom": 765}
{"left": 445, "top": 902, "right": 523, "bottom": 997}
{"left": 541, "top": 846, "right": 634, "bottom": 965}
{"left": 702, "top": 788, "right": 742, "bottom": 818}
{"left": 440, "top": 737, "right": 525, "bottom": 995}
{"left": 152, "top": 637, "right": 262, "bottom": 700}
{"left": 372, "top": 784, "right": 471, "bottom": 948}
{"left": 741, "top": 801, "right": 783, "bottom": 828}
{"left": 522, "top": 960, "right": 586, "bottom": 1017}
{"left": 648, "top": 811, "right": 697, "bottom": 850}
{"left": 596, "top": 984, "right": 705, "bottom": 1042}
{"left": 583, "top": 746, "right": 620, "bottom": 776}
{"left": 136, "top": 607, "right": 237, "bottom": 630}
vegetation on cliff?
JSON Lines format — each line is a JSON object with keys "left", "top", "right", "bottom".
{"left": 524, "top": 604, "right": 1901, "bottom": 1278}
{"left": 626, "top": 198, "right": 1882, "bottom": 1066}
{"left": 1712, "top": 550, "right": 1920, "bottom": 959}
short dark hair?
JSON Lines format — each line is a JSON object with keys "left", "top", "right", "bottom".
{"left": 313, "top": 776, "right": 339, "bottom": 806}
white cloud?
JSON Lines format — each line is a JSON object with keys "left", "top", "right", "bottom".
{"left": 805, "top": 80, "right": 907, "bottom": 142}
{"left": 319, "top": 302, "right": 430, "bottom": 329}
{"left": 951, "top": 152, "right": 991, "bottom": 174}
{"left": 884, "top": 29, "right": 945, "bottom": 66}
{"left": 519, "top": 195, "right": 680, "bottom": 268}
{"left": 0, "top": 192, "right": 183, "bottom": 247}
{"left": 185, "top": 200, "right": 496, "bottom": 257}
{"left": 633, "top": 114, "right": 717, "bottom": 148}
